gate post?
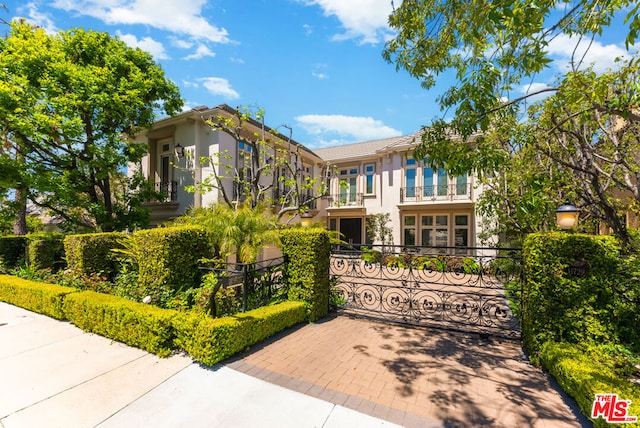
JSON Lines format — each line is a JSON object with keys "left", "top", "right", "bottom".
{"left": 280, "top": 229, "right": 331, "bottom": 322}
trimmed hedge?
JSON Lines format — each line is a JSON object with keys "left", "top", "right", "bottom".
{"left": 133, "top": 226, "right": 210, "bottom": 305}
{"left": 540, "top": 341, "right": 640, "bottom": 427}
{"left": 64, "top": 232, "right": 125, "bottom": 278}
{"left": 27, "top": 233, "right": 65, "bottom": 272}
{"left": 173, "top": 300, "right": 307, "bottom": 366}
{"left": 0, "top": 275, "right": 308, "bottom": 362}
{"left": 280, "top": 229, "right": 331, "bottom": 321}
{"left": 0, "top": 236, "right": 27, "bottom": 269}
{"left": 0, "top": 274, "right": 76, "bottom": 319}
{"left": 522, "top": 232, "right": 623, "bottom": 359}
{"left": 63, "top": 291, "right": 178, "bottom": 357}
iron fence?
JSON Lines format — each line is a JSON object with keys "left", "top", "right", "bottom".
{"left": 330, "top": 244, "right": 523, "bottom": 339}
{"left": 198, "top": 256, "right": 286, "bottom": 317}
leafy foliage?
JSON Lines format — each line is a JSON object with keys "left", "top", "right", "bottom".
{"left": 522, "top": 232, "right": 639, "bottom": 357}
{"left": 63, "top": 232, "right": 125, "bottom": 280}
{"left": 0, "top": 22, "right": 182, "bottom": 232}
{"left": 280, "top": 228, "right": 331, "bottom": 321}
{"left": 185, "top": 105, "right": 329, "bottom": 219}
{"left": 384, "top": 0, "right": 640, "bottom": 245}
{"left": 132, "top": 226, "right": 210, "bottom": 307}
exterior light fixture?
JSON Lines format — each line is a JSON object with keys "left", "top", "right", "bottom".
{"left": 556, "top": 200, "right": 579, "bottom": 230}
{"left": 174, "top": 143, "right": 185, "bottom": 158}
{"left": 301, "top": 211, "right": 313, "bottom": 227}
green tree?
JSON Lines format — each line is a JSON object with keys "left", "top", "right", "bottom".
{"left": 384, "top": 0, "right": 639, "bottom": 245}
{"left": 0, "top": 22, "right": 183, "bottom": 233}
{"left": 188, "top": 105, "right": 330, "bottom": 220}
{"left": 173, "top": 203, "right": 280, "bottom": 264}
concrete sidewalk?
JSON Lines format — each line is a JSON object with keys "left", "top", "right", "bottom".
{"left": 0, "top": 302, "right": 399, "bottom": 428}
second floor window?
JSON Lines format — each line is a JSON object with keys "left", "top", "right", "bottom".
{"left": 339, "top": 167, "right": 358, "bottom": 203}
{"left": 365, "top": 163, "right": 375, "bottom": 195}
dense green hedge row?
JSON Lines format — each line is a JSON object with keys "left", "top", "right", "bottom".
{"left": 0, "top": 275, "right": 75, "bottom": 319}
{"left": 63, "top": 232, "right": 126, "bottom": 279}
{"left": 27, "top": 233, "right": 65, "bottom": 271}
{"left": 173, "top": 301, "right": 308, "bottom": 366}
{"left": 0, "top": 274, "right": 307, "bottom": 361}
{"left": 132, "top": 226, "right": 210, "bottom": 304}
{"left": 280, "top": 228, "right": 331, "bottom": 321}
{"left": 539, "top": 341, "right": 640, "bottom": 428}
{"left": 0, "top": 236, "right": 27, "bottom": 268}
{"left": 522, "top": 232, "right": 629, "bottom": 357}
{"left": 523, "top": 232, "right": 640, "bottom": 426}
{"left": 63, "top": 290, "right": 179, "bottom": 356}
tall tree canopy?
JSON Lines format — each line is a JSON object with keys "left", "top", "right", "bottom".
{"left": 0, "top": 21, "right": 183, "bottom": 232}
{"left": 384, "top": 0, "right": 640, "bottom": 245}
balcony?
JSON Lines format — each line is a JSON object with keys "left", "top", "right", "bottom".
{"left": 154, "top": 180, "right": 178, "bottom": 202}
{"left": 400, "top": 183, "right": 472, "bottom": 203}
{"left": 271, "top": 188, "right": 318, "bottom": 210}
{"left": 327, "top": 193, "right": 364, "bottom": 207}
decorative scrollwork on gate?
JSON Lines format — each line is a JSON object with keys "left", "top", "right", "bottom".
{"left": 331, "top": 245, "right": 522, "bottom": 339}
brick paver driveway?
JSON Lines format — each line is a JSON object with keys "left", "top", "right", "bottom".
{"left": 226, "top": 315, "right": 587, "bottom": 428}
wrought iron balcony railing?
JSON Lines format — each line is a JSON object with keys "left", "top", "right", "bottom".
{"left": 327, "top": 192, "right": 364, "bottom": 207}
{"left": 400, "top": 183, "right": 472, "bottom": 203}
{"left": 155, "top": 180, "right": 178, "bottom": 202}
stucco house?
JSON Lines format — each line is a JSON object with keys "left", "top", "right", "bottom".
{"left": 129, "top": 105, "right": 488, "bottom": 248}
{"left": 128, "top": 104, "right": 325, "bottom": 225}
{"left": 313, "top": 133, "right": 487, "bottom": 249}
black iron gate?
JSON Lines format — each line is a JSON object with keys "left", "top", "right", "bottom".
{"left": 330, "top": 245, "right": 523, "bottom": 340}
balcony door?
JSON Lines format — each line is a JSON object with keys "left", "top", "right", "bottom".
{"left": 157, "top": 139, "right": 173, "bottom": 200}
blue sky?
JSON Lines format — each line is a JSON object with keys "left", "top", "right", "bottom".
{"left": 5, "top": 0, "right": 637, "bottom": 149}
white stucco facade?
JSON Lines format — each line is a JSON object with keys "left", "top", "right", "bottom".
{"left": 129, "top": 105, "right": 490, "bottom": 248}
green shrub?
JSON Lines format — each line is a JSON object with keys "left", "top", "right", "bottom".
{"left": 27, "top": 233, "right": 65, "bottom": 272}
{"left": 132, "top": 226, "right": 210, "bottom": 307}
{"left": 0, "top": 274, "right": 76, "bottom": 319}
{"left": 173, "top": 300, "right": 307, "bottom": 366}
{"left": 0, "top": 236, "right": 27, "bottom": 270}
{"left": 64, "top": 232, "right": 125, "bottom": 279}
{"left": 522, "top": 232, "right": 623, "bottom": 359}
{"left": 540, "top": 341, "right": 640, "bottom": 427}
{"left": 63, "top": 290, "right": 178, "bottom": 357}
{"left": 280, "top": 229, "right": 330, "bottom": 321}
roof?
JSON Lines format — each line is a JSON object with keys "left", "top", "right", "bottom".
{"left": 313, "top": 131, "right": 423, "bottom": 163}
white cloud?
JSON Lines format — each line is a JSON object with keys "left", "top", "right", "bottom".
{"left": 299, "top": 0, "right": 399, "bottom": 44}
{"left": 295, "top": 114, "right": 401, "bottom": 142}
{"left": 116, "top": 32, "right": 169, "bottom": 59}
{"left": 170, "top": 38, "right": 193, "bottom": 49}
{"left": 184, "top": 45, "right": 216, "bottom": 60}
{"left": 51, "top": 0, "right": 230, "bottom": 43}
{"left": 197, "top": 77, "right": 240, "bottom": 100}
{"left": 230, "top": 57, "right": 245, "bottom": 64}
{"left": 18, "top": 2, "right": 58, "bottom": 33}
{"left": 547, "top": 34, "right": 630, "bottom": 74}
{"left": 312, "top": 63, "right": 329, "bottom": 79}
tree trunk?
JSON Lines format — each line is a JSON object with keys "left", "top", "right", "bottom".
{"left": 13, "top": 187, "right": 28, "bottom": 235}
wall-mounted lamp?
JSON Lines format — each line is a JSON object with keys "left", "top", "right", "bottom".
{"left": 174, "top": 143, "right": 185, "bottom": 159}
{"left": 556, "top": 200, "right": 579, "bottom": 230}
{"left": 301, "top": 211, "right": 313, "bottom": 228}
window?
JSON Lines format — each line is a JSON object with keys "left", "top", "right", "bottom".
{"left": 364, "top": 164, "right": 375, "bottom": 194}
{"left": 403, "top": 215, "right": 416, "bottom": 246}
{"left": 405, "top": 158, "right": 416, "bottom": 198}
{"left": 454, "top": 215, "right": 469, "bottom": 248}
{"left": 423, "top": 164, "right": 434, "bottom": 197}
{"left": 437, "top": 168, "right": 448, "bottom": 196}
{"left": 420, "top": 214, "right": 449, "bottom": 247}
{"left": 339, "top": 167, "right": 358, "bottom": 204}
{"left": 456, "top": 174, "right": 468, "bottom": 196}
{"left": 236, "top": 141, "right": 252, "bottom": 200}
